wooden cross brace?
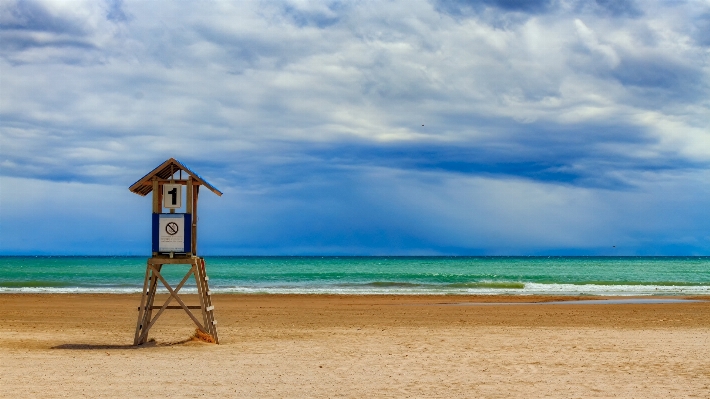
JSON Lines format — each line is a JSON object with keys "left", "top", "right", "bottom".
{"left": 134, "top": 262, "right": 213, "bottom": 345}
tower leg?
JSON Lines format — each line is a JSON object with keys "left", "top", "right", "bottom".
{"left": 194, "top": 258, "right": 209, "bottom": 333}
{"left": 195, "top": 257, "right": 218, "bottom": 343}
{"left": 133, "top": 263, "right": 151, "bottom": 345}
{"left": 134, "top": 263, "right": 161, "bottom": 345}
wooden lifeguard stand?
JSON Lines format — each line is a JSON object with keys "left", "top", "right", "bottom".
{"left": 129, "top": 158, "right": 222, "bottom": 345}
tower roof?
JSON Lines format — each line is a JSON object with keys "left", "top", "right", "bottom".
{"left": 129, "top": 158, "right": 222, "bottom": 196}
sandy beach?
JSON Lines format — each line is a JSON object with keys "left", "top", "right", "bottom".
{"left": 1, "top": 294, "right": 709, "bottom": 398}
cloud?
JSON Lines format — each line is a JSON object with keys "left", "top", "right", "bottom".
{"left": 434, "top": 0, "right": 555, "bottom": 17}
{"left": 194, "top": 166, "right": 710, "bottom": 255}
{"left": 280, "top": 1, "right": 344, "bottom": 28}
{"left": 0, "top": 0, "right": 127, "bottom": 64}
{"left": 693, "top": 12, "right": 710, "bottom": 46}
{"left": 592, "top": 0, "right": 642, "bottom": 18}
{"left": 1, "top": 0, "right": 708, "bottom": 254}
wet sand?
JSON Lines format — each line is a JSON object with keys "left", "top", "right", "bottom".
{"left": 1, "top": 294, "right": 709, "bottom": 398}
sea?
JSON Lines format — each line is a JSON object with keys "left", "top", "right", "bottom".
{"left": 1, "top": 256, "right": 709, "bottom": 296}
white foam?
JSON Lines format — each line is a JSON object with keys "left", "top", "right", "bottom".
{"left": 1, "top": 283, "right": 708, "bottom": 295}
{"left": 520, "top": 283, "right": 710, "bottom": 296}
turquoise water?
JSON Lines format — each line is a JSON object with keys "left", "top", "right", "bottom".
{"left": 0, "top": 256, "right": 709, "bottom": 295}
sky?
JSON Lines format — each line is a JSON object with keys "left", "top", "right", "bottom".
{"left": 1, "top": 0, "right": 709, "bottom": 256}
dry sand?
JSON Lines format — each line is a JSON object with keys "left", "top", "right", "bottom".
{"left": 1, "top": 294, "right": 709, "bottom": 398}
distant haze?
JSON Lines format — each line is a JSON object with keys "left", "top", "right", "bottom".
{"left": 1, "top": 0, "right": 709, "bottom": 255}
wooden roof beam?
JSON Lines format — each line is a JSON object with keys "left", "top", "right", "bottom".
{"left": 129, "top": 158, "right": 223, "bottom": 197}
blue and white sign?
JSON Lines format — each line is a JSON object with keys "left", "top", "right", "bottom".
{"left": 152, "top": 213, "right": 192, "bottom": 253}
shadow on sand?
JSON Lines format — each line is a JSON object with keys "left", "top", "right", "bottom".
{"left": 52, "top": 342, "right": 152, "bottom": 350}
{"left": 51, "top": 338, "right": 202, "bottom": 350}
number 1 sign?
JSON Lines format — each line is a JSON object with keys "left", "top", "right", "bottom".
{"left": 163, "top": 184, "right": 182, "bottom": 209}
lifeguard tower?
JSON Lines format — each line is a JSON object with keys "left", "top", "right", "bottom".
{"left": 129, "top": 158, "right": 221, "bottom": 345}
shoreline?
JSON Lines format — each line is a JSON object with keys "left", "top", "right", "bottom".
{"left": 2, "top": 291, "right": 710, "bottom": 297}
{"left": 2, "top": 291, "right": 710, "bottom": 298}
{"left": 2, "top": 292, "right": 709, "bottom": 331}
{"left": 3, "top": 288, "right": 710, "bottom": 295}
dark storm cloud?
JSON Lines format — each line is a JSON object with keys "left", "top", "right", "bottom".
{"left": 281, "top": 1, "right": 345, "bottom": 29}
{"left": 433, "top": 0, "right": 555, "bottom": 16}
{"left": 106, "top": 0, "right": 129, "bottom": 23}
{"left": 692, "top": 12, "right": 710, "bottom": 46}
{"left": 611, "top": 56, "right": 702, "bottom": 92}
{"left": 250, "top": 118, "right": 700, "bottom": 191}
{"left": 593, "top": 0, "right": 642, "bottom": 18}
{"left": 0, "top": 0, "right": 128, "bottom": 65}
{"left": 0, "top": 0, "right": 85, "bottom": 34}
{"left": 0, "top": 0, "right": 94, "bottom": 52}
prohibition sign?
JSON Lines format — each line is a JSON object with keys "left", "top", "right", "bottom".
{"left": 165, "top": 222, "right": 179, "bottom": 236}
